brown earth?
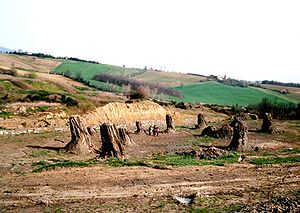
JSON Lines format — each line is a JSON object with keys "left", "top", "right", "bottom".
{"left": 0, "top": 53, "right": 61, "bottom": 73}
{"left": 132, "top": 70, "right": 207, "bottom": 87}
{"left": 261, "top": 84, "right": 300, "bottom": 101}
{"left": 0, "top": 119, "right": 299, "bottom": 212}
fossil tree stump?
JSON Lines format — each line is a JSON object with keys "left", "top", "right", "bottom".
{"left": 165, "top": 114, "right": 175, "bottom": 132}
{"left": 195, "top": 113, "right": 207, "bottom": 129}
{"left": 228, "top": 116, "right": 249, "bottom": 151}
{"left": 99, "top": 123, "right": 134, "bottom": 159}
{"left": 215, "top": 124, "right": 232, "bottom": 138}
{"left": 201, "top": 124, "right": 232, "bottom": 138}
{"left": 135, "top": 121, "right": 143, "bottom": 134}
{"left": 118, "top": 127, "right": 135, "bottom": 146}
{"left": 261, "top": 113, "right": 274, "bottom": 134}
{"left": 87, "top": 126, "right": 97, "bottom": 135}
{"left": 201, "top": 126, "right": 216, "bottom": 137}
{"left": 64, "top": 116, "right": 96, "bottom": 154}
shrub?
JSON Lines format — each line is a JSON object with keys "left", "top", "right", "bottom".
{"left": 93, "top": 73, "right": 182, "bottom": 98}
{"left": 27, "top": 72, "right": 37, "bottom": 79}
{"left": 249, "top": 98, "right": 300, "bottom": 119}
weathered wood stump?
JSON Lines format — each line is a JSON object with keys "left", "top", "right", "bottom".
{"left": 201, "top": 126, "right": 216, "bottom": 137}
{"left": 64, "top": 116, "right": 96, "bottom": 154}
{"left": 215, "top": 124, "right": 232, "bottom": 138}
{"left": 261, "top": 113, "right": 274, "bottom": 133}
{"left": 118, "top": 127, "right": 135, "bottom": 146}
{"left": 165, "top": 114, "right": 175, "bottom": 132}
{"left": 87, "top": 126, "right": 97, "bottom": 135}
{"left": 135, "top": 121, "right": 143, "bottom": 134}
{"left": 99, "top": 123, "right": 134, "bottom": 159}
{"left": 195, "top": 113, "right": 207, "bottom": 129}
{"left": 201, "top": 124, "right": 232, "bottom": 138}
{"left": 228, "top": 116, "right": 249, "bottom": 151}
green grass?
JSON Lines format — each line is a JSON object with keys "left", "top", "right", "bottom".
{"left": 31, "top": 150, "right": 50, "bottom": 157}
{"left": 32, "top": 158, "right": 147, "bottom": 173}
{"left": 25, "top": 80, "right": 65, "bottom": 93}
{"left": 53, "top": 61, "right": 145, "bottom": 80}
{"left": 0, "top": 111, "right": 12, "bottom": 118}
{"left": 249, "top": 156, "right": 300, "bottom": 165}
{"left": 152, "top": 153, "right": 239, "bottom": 167}
{"left": 172, "top": 81, "right": 297, "bottom": 106}
{"left": 32, "top": 153, "right": 240, "bottom": 173}
{"left": 187, "top": 137, "right": 215, "bottom": 146}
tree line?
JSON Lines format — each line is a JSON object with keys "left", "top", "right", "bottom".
{"left": 249, "top": 98, "right": 300, "bottom": 120}
{"left": 93, "top": 73, "right": 182, "bottom": 98}
{"left": 8, "top": 51, "right": 100, "bottom": 64}
{"left": 261, "top": 80, "right": 300, "bottom": 88}
{"left": 217, "top": 78, "right": 260, "bottom": 88}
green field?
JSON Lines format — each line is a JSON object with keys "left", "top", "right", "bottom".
{"left": 53, "top": 61, "right": 145, "bottom": 80}
{"left": 172, "top": 81, "right": 298, "bottom": 106}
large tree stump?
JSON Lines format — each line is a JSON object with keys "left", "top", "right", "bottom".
{"left": 261, "top": 113, "right": 274, "bottom": 133}
{"left": 201, "top": 126, "right": 216, "bottom": 137}
{"left": 165, "top": 114, "right": 175, "bottom": 132}
{"left": 201, "top": 124, "right": 232, "bottom": 138}
{"left": 228, "top": 116, "right": 249, "bottom": 151}
{"left": 195, "top": 113, "right": 207, "bottom": 129}
{"left": 215, "top": 124, "right": 232, "bottom": 138}
{"left": 118, "top": 127, "right": 135, "bottom": 146}
{"left": 64, "top": 116, "right": 96, "bottom": 154}
{"left": 135, "top": 121, "right": 143, "bottom": 134}
{"left": 99, "top": 123, "right": 134, "bottom": 159}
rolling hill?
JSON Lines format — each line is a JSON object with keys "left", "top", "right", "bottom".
{"left": 172, "top": 81, "right": 299, "bottom": 106}
{"left": 1, "top": 53, "right": 299, "bottom": 107}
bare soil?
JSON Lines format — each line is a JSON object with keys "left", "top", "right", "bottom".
{"left": 0, "top": 119, "right": 299, "bottom": 212}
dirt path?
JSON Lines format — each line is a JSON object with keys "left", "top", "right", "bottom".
{"left": 1, "top": 163, "right": 299, "bottom": 212}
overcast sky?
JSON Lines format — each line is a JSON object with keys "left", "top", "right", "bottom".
{"left": 1, "top": 0, "right": 299, "bottom": 83}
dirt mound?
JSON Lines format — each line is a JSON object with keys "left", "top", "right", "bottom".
{"left": 83, "top": 100, "right": 196, "bottom": 129}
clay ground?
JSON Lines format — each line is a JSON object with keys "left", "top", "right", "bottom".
{"left": 0, "top": 120, "right": 300, "bottom": 212}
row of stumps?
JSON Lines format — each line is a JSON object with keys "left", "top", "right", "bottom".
{"left": 63, "top": 114, "right": 176, "bottom": 158}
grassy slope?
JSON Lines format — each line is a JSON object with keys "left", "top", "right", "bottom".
{"left": 131, "top": 71, "right": 207, "bottom": 87}
{"left": 172, "top": 81, "right": 298, "bottom": 106}
{"left": 53, "top": 61, "right": 145, "bottom": 79}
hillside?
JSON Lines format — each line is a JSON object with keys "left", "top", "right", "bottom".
{"left": 1, "top": 53, "right": 299, "bottom": 107}
{"left": 261, "top": 84, "right": 300, "bottom": 100}
{"left": 0, "top": 53, "right": 61, "bottom": 73}
{"left": 172, "top": 81, "right": 299, "bottom": 106}
{"left": 131, "top": 70, "right": 207, "bottom": 87}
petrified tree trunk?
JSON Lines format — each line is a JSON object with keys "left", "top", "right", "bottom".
{"left": 215, "top": 124, "right": 232, "bottom": 138}
{"left": 228, "top": 116, "right": 249, "bottom": 151}
{"left": 118, "top": 127, "right": 134, "bottom": 146}
{"left": 64, "top": 116, "right": 96, "bottom": 154}
{"left": 195, "top": 113, "right": 207, "bottom": 129}
{"left": 165, "top": 114, "right": 175, "bottom": 132}
{"left": 87, "top": 126, "right": 97, "bottom": 135}
{"left": 261, "top": 113, "right": 274, "bottom": 134}
{"left": 201, "top": 126, "right": 216, "bottom": 137}
{"left": 99, "top": 123, "right": 134, "bottom": 159}
{"left": 135, "top": 121, "right": 142, "bottom": 134}
{"left": 201, "top": 124, "right": 232, "bottom": 138}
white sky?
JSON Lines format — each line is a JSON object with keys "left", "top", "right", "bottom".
{"left": 1, "top": 0, "right": 299, "bottom": 83}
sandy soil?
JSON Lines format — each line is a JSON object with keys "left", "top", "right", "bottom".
{"left": 0, "top": 119, "right": 300, "bottom": 212}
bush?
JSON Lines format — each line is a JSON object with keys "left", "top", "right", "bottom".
{"left": 27, "top": 72, "right": 37, "bottom": 79}
{"left": 93, "top": 73, "right": 182, "bottom": 98}
{"left": 249, "top": 98, "right": 300, "bottom": 119}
